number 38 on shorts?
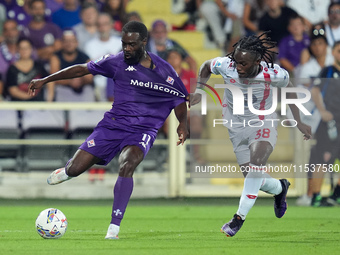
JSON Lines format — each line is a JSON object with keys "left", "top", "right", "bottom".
{"left": 255, "top": 128, "right": 271, "bottom": 140}
{"left": 251, "top": 126, "right": 278, "bottom": 148}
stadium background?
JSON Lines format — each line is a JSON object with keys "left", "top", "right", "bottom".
{"left": 1, "top": 1, "right": 339, "bottom": 254}
{"left": 0, "top": 0, "right": 331, "bottom": 199}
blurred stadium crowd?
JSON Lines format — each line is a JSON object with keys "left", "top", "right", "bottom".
{"left": 1, "top": 0, "right": 339, "bottom": 101}
{"left": 1, "top": 0, "right": 340, "bottom": 206}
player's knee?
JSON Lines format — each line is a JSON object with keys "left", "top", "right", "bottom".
{"left": 118, "top": 156, "right": 143, "bottom": 177}
{"left": 118, "top": 161, "right": 136, "bottom": 177}
{"left": 250, "top": 142, "right": 273, "bottom": 166}
{"left": 118, "top": 148, "right": 144, "bottom": 177}
{"left": 118, "top": 157, "right": 142, "bottom": 177}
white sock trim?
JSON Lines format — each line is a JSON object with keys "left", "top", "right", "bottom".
{"left": 236, "top": 212, "right": 246, "bottom": 220}
{"left": 236, "top": 168, "right": 263, "bottom": 219}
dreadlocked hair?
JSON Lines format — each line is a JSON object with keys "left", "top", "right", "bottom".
{"left": 226, "top": 31, "right": 277, "bottom": 68}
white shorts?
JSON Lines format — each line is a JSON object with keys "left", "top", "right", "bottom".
{"left": 227, "top": 118, "right": 278, "bottom": 165}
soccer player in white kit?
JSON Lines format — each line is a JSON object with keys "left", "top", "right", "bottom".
{"left": 190, "top": 32, "right": 312, "bottom": 237}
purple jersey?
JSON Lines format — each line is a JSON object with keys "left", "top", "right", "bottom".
{"left": 87, "top": 52, "right": 188, "bottom": 133}
{"left": 278, "top": 34, "right": 310, "bottom": 67}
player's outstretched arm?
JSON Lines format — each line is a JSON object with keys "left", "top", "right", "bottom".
{"left": 189, "top": 59, "right": 213, "bottom": 107}
{"left": 286, "top": 81, "right": 312, "bottom": 140}
{"left": 28, "top": 64, "right": 90, "bottom": 96}
{"left": 188, "top": 93, "right": 202, "bottom": 108}
{"left": 174, "top": 102, "right": 188, "bottom": 145}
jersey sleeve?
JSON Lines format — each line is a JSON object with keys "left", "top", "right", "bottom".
{"left": 87, "top": 54, "right": 118, "bottom": 78}
{"left": 210, "top": 57, "right": 232, "bottom": 76}
{"left": 166, "top": 63, "right": 188, "bottom": 107}
{"left": 172, "top": 65, "right": 189, "bottom": 97}
{"left": 269, "top": 64, "right": 290, "bottom": 88}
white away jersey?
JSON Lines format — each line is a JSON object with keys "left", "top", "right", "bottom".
{"left": 210, "top": 57, "right": 289, "bottom": 123}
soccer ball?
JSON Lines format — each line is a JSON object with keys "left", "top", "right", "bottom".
{"left": 35, "top": 208, "right": 68, "bottom": 239}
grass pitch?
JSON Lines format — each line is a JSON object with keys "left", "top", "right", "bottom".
{"left": 0, "top": 198, "right": 339, "bottom": 255}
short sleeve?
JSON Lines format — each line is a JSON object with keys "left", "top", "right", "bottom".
{"left": 210, "top": 57, "right": 232, "bottom": 76}
{"left": 270, "top": 64, "right": 290, "bottom": 88}
{"left": 87, "top": 54, "right": 118, "bottom": 78}
{"left": 170, "top": 65, "right": 189, "bottom": 98}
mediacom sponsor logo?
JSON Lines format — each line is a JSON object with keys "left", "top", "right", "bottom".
{"left": 130, "top": 79, "right": 186, "bottom": 97}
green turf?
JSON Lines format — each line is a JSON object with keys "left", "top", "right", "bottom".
{"left": 0, "top": 199, "right": 339, "bottom": 255}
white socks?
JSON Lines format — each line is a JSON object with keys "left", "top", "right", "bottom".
{"left": 260, "top": 173, "right": 282, "bottom": 195}
{"left": 237, "top": 165, "right": 264, "bottom": 220}
{"left": 236, "top": 164, "right": 283, "bottom": 220}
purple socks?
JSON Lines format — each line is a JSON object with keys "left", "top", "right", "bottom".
{"left": 110, "top": 176, "right": 134, "bottom": 226}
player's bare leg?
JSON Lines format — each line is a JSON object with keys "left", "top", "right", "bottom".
{"left": 105, "top": 145, "right": 144, "bottom": 239}
{"left": 222, "top": 141, "right": 289, "bottom": 237}
{"left": 47, "top": 149, "right": 101, "bottom": 185}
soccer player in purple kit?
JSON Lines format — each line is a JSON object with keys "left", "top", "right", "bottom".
{"left": 28, "top": 21, "right": 189, "bottom": 239}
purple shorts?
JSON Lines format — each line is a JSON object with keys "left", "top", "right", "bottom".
{"left": 79, "top": 122, "right": 156, "bottom": 165}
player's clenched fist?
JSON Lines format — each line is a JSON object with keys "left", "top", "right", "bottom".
{"left": 28, "top": 79, "right": 45, "bottom": 96}
{"left": 187, "top": 93, "right": 201, "bottom": 108}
